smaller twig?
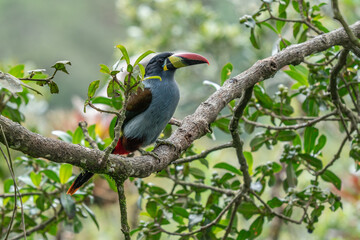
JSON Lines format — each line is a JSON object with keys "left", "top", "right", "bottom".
{"left": 329, "top": 49, "right": 360, "bottom": 136}
{"left": 0, "top": 125, "right": 27, "bottom": 240}
{"left": 115, "top": 178, "right": 131, "bottom": 240}
{"left": 19, "top": 69, "right": 58, "bottom": 82}
{"left": 172, "top": 142, "right": 234, "bottom": 165}
{"left": 304, "top": 52, "right": 340, "bottom": 66}
{"left": 229, "top": 87, "right": 254, "bottom": 189}
{"left": 222, "top": 198, "right": 242, "bottom": 240}
{"left": 242, "top": 111, "right": 336, "bottom": 130}
{"left": 0, "top": 190, "right": 60, "bottom": 198}
{"left": 8, "top": 208, "right": 64, "bottom": 240}
{"left": 331, "top": 0, "right": 360, "bottom": 55}
{"left": 251, "top": 191, "right": 306, "bottom": 224}
{"left": 78, "top": 121, "right": 99, "bottom": 150}
{"left": 316, "top": 134, "right": 349, "bottom": 177}
{"left": 88, "top": 102, "right": 121, "bottom": 117}
{"left": 169, "top": 177, "right": 236, "bottom": 196}
{"left": 157, "top": 190, "right": 244, "bottom": 236}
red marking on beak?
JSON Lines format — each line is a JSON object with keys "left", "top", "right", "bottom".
{"left": 173, "top": 53, "right": 209, "bottom": 65}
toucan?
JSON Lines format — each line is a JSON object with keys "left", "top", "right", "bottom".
{"left": 67, "top": 52, "right": 209, "bottom": 195}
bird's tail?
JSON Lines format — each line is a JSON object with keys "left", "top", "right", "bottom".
{"left": 67, "top": 137, "right": 130, "bottom": 195}
{"left": 66, "top": 171, "right": 94, "bottom": 195}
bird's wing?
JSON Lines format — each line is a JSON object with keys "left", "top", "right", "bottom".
{"left": 123, "top": 87, "right": 152, "bottom": 126}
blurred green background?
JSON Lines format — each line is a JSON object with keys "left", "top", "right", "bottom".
{"left": 1, "top": 0, "right": 360, "bottom": 239}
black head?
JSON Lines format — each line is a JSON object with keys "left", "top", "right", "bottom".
{"left": 144, "top": 52, "right": 209, "bottom": 77}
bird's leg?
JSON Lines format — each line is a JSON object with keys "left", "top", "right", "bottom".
{"left": 138, "top": 149, "right": 161, "bottom": 163}
{"left": 155, "top": 139, "right": 177, "bottom": 151}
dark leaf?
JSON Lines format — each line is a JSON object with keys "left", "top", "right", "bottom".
{"left": 304, "top": 127, "right": 319, "bottom": 153}
{"left": 299, "top": 153, "right": 323, "bottom": 170}
{"left": 320, "top": 170, "right": 341, "bottom": 190}
{"left": 249, "top": 216, "right": 264, "bottom": 239}
{"left": 277, "top": 130, "right": 297, "bottom": 141}
{"left": 51, "top": 60, "right": 71, "bottom": 74}
{"left": 213, "top": 162, "right": 241, "bottom": 176}
{"left": 146, "top": 201, "right": 157, "bottom": 218}
{"left": 60, "top": 192, "right": 76, "bottom": 219}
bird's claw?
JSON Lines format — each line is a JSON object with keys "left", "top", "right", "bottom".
{"left": 138, "top": 149, "right": 161, "bottom": 163}
{"left": 155, "top": 139, "right": 177, "bottom": 150}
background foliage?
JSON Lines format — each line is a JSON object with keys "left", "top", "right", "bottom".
{"left": 1, "top": 0, "right": 360, "bottom": 239}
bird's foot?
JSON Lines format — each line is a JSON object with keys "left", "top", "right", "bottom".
{"left": 155, "top": 139, "right": 177, "bottom": 151}
{"left": 138, "top": 149, "right": 161, "bottom": 163}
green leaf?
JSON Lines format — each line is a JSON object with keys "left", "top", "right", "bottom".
{"left": 51, "top": 60, "right": 71, "bottom": 74}
{"left": 134, "top": 50, "right": 155, "bottom": 66}
{"left": 88, "top": 80, "right": 100, "bottom": 98}
{"left": 102, "top": 174, "right": 117, "bottom": 192}
{"left": 249, "top": 216, "right": 264, "bottom": 238}
{"left": 49, "top": 81, "right": 59, "bottom": 94}
{"left": 213, "top": 117, "right": 230, "bottom": 133}
{"left": 253, "top": 85, "right": 273, "bottom": 109}
{"left": 138, "top": 64, "right": 145, "bottom": 78}
{"left": 99, "top": 64, "right": 110, "bottom": 74}
{"left": 35, "top": 195, "right": 45, "bottom": 211}
{"left": 4, "top": 179, "right": 14, "bottom": 193}
{"left": 293, "top": 22, "right": 301, "bottom": 38}
{"left": 72, "top": 126, "right": 84, "bottom": 144}
{"left": 42, "top": 170, "right": 60, "bottom": 183}
{"left": 73, "top": 216, "right": 83, "bottom": 233}
{"left": 107, "top": 80, "right": 121, "bottom": 97}
{"left": 213, "top": 162, "right": 241, "bottom": 176}
{"left": 267, "top": 197, "right": 284, "bottom": 208}
{"left": 112, "top": 95, "right": 123, "bottom": 110}
{"left": 243, "top": 151, "right": 253, "bottom": 175}
{"left": 283, "top": 66, "right": 308, "bottom": 86}
{"left": 285, "top": 163, "right": 297, "bottom": 189}
{"left": 109, "top": 117, "right": 117, "bottom": 139}
{"left": 88, "top": 124, "right": 96, "bottom": 139}
{"left": 146, "top": 201, "right": 157, "bottom": 218}
{"left": 261, "top": 22, "right": 278, "bottom": 34}
{"left": 250, "top": 134, "right": 267, "bottom": 151}
{"left": 59, "top": 164, "right": 73, "bottom": 184}
{"left": 220, "top": 62, "right": 233, "bottom": 85}
{"left": 277, "top": 130, "right": 297, "bottom": 141}
{"left": 8, "top": 64, "right": 25, "bottom": 78}
{"left": 30, "top": 171, "right": 42, "bottom": 187}
{"left": 302, "top": 97, "right": 319, "bottom": 116}
{"left": 299, "top": 153, "right": 323, "bottom": 170}
{"left": 272, "top": 162, "right": 282, "bottom": 173}
{"left": 116, "top": 44, "right": 130, "bottom": 65}
{"left": 250, "top": 28, "right": 260, "bottom": 49}
{"left": 82, "top": 203, "right": 100, "bottom": 230}
{"left": 172, "top": 206, "right": 189, "bottom": 218}
{"left": 304, "top": 127, "right": 319, "bottom": 153}
{"left": 189, "top": 167, "right": 205, "bottom": 179}
{"left": 237, "top": 201, "right": 259, "bottom": 219}
{"left": 91, "top": 96, "right": 113, "bottom": 106}
{"left": 60, "top": 192, "right": 76, "bottom": 219}
{"left": 321, "top": 170, "right": 341, "bottom": 190}
{"left": 276, "top": 12, "right": 287, "bottom": 32}
{"left": 314, "top": 135, "right": 327, "bottom": 154}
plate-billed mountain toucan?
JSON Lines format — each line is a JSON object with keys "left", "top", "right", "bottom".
{"left": 67, "top": 52, "right": 209, "bottom": 195}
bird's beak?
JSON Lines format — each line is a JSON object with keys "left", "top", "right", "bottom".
{"left": 163, "top": 52, "right": 209, "bottom": 71}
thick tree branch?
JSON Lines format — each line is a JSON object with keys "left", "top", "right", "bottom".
{"left": 0, "top": 22, "right": 360, "bottom": 178}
